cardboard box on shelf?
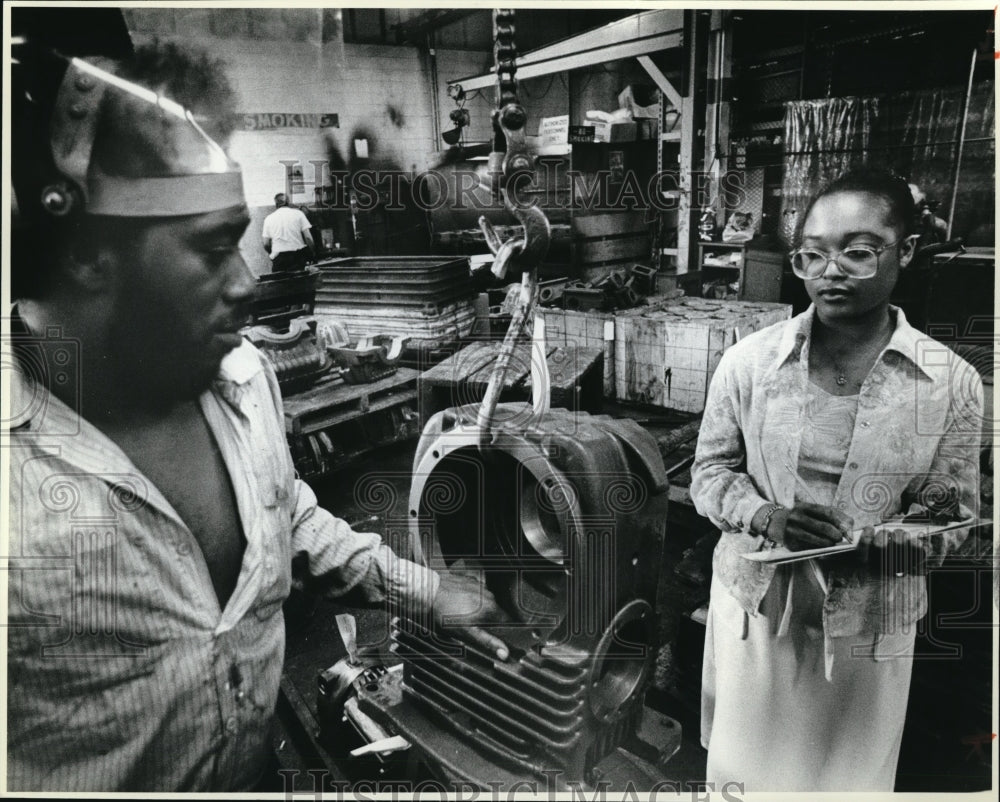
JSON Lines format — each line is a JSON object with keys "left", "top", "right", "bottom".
{"left": 636, "top": 119, "right": 657, "bottom": 140}
{"left": 618, "top": 84, "right": 661, "bottom": 119}
{"left": 593, "top": 121, "right": 637, "bottom": 143}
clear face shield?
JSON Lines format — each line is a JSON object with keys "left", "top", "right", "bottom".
{"left": 14, "top": 41, "right": 246, "bottom": 220}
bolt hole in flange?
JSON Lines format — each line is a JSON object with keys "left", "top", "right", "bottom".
{"left": 587, "top": 600, "right": 654, "bottom": 723}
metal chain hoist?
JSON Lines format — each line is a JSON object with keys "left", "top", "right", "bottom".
{"left": 493, "top": 9, "right": 519, "bottom": 112}
{"left": 476, "top": 9, "right": 552, "bottom": 446}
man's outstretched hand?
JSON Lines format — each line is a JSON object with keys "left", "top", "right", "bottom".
{"left": 432, "top": 570, "right": 510, "bottom": 661}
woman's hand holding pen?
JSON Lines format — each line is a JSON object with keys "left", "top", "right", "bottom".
{"left": 761, "top": 502, "right": 854, "bottom": 551}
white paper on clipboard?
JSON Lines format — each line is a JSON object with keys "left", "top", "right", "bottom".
{"left": 741, "top": 518, "right": 985, "bottom": 565}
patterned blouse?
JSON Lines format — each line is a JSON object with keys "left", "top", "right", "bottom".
{"left": 690, "top": 305, "right": 983, "bottom": 638}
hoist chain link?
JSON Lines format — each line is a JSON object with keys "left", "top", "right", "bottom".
{"left": 476, "top": 8, "right": 552, "bottom": 447}
{"left": 493, "top": 9, "right": 518, "bottom": 109}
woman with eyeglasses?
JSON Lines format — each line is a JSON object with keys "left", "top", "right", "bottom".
{"left": 690, "top": 169, "right": 983, "bottom": 791}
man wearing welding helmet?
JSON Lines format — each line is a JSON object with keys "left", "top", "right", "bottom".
{"left": 6, "top": 35, "right": 507, "bottom": 791}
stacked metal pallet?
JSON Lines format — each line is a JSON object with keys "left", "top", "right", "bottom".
{"left": 313, "top": 256, "right": 477, "bottom": 350}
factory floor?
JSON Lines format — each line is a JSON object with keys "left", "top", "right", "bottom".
{"left": 278, "top": 436, "right": 709, "bottom": 790}
{"left": 279, "top": 434, "right": 993, "bottom": 793}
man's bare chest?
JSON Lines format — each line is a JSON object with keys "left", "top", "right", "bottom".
{"left": 99, "top": 403, "right": 246, "bottom": 606}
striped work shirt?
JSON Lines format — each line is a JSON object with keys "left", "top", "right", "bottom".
{"left": 5, "top": 337, "right": 438, "bottom": 791}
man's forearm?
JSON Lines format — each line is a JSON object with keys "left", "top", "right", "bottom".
{"left": 289, "top": 478, "right": 438, "bottom": 609}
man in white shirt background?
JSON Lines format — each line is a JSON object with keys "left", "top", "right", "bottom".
{"left": 262, "top": 192, "right": 316, "bottom": 272}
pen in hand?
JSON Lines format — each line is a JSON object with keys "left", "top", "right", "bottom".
{"left": 786, "top": 464, "right": 854, "bottom": 546}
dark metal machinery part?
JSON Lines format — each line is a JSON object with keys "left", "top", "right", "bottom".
{"left": 356, "top": 405, "right": 675, "bottom": 787}
{"left": 317, "top": 12, "right": 677, "bottom": 787}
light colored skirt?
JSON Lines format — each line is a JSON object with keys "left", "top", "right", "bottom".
{"left": 701, "top": 564, "right": 916, "bottom": 792}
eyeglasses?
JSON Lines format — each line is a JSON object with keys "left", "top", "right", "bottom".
{"left": 789, "top": 240, "right": 902, "bottom": 280}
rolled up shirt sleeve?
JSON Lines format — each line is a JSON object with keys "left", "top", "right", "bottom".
{"left": 690, "top": 350, "right": 771, "bottom": 534}
{"left": 255, "top": 341, "right": 440, "bottom": 616}
{"left": 289, "top": 477, "right": 440, "bottom": 614}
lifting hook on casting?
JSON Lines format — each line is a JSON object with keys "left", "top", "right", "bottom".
{"left": 475, "top": 9, "right": 553, "bottom": 446}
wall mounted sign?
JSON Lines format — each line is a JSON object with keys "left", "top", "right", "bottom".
{"left": 539, "top": 115, "right": 569, "bottom": 146}
{"left": 286, "top": 164, "right": 306, "bottom": 195}
{"left": 236, "top": 113, "right": 340, "bottom": 131}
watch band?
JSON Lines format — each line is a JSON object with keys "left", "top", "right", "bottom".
{"left": 757, "top": 502, "right": 784, "bottom": 547}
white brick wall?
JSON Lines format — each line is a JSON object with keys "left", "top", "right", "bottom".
{"left": 128, "top": 28, "right": 443, "bottom": 274}
{"left": 127, "top": 36, "right": 435, "bottom": 204}
{"left": 125, "top": 11, "right": 572, "bottom": 274}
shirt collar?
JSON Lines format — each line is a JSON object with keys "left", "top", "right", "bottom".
{"left": 8, "top": 304, "right": 263, "bottom": 429}
{"left": 776, "top": 303, "right": 938, "bottom": 382}
{"left": 775, "top": 304, "right": 816, "bottom": 367}
{"left": 211, "top": 339, "right": 264, "bottom": 412}
{"left": 7, "top": 305, "right": 50, "bottom": 431}
{"left": 8, "top": 361, "right": 37, "bottom": 431}
{"left": 215, "top": 339, "right": 264, "bottom": 386}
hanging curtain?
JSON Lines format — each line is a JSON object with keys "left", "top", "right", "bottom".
{"left": 778, "top": 87, "right": 995, "bottom": 246}
{"left": 883, "top": 83, "right": 995, "bottom": 244}
{"left": 779, "top": 97, "right": 880, "bottom": 245}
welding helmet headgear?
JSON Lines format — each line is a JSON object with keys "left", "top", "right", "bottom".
{"left": 12, "top": 39, "right": 245, "bottom": 223}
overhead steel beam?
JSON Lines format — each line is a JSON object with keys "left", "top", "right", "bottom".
{"left": 636, "top": 55, "right": 681, "bottom": 109}
{"left": 450, "top": 9, "right": 684, "bottom": 92}
{"left": 393, "top": 9, "right": 479, "bottom": 45}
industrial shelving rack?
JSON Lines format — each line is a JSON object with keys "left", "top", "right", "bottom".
{"left": 448, "top": 9, "right": 722, "bottom": 277}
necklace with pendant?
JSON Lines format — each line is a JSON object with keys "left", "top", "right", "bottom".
{"left": 816, "top": 322, "right": 893, "bottom": 389}
{"left": 832, "top": 354, "right": 850, "bottom": 386}
{"left": 826, "top": 351, "right": 852, "bottom": 386}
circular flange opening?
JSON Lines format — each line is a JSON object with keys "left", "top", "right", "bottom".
{"left": 519, "top": 475, "right": 571, "bottom": 565}
{"left": 587, "top": 600, "right": 654, "bottom": 722}
{"left": 417, "top": 446, "right": 573, "bottom": 630}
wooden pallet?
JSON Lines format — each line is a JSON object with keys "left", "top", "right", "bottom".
{"left": 284, "top": 368, "right": 419, "bottom": 435}
{"left": 283, "top": 368, "right": 421, "bottom": 477}
{"left": 417, "top": 340, "right": 603, "bottom": 427}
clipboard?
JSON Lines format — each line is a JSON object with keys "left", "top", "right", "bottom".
{"left": 741, "top": 518, "right": 986, "bottom": 565}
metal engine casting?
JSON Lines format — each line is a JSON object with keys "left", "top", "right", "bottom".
{"left": 358, "top": 404, "right": 672, "bottom": 788}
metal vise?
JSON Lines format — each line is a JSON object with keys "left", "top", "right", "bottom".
{"left": 354, "top": 404, "right": 674, "bottom": 789}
